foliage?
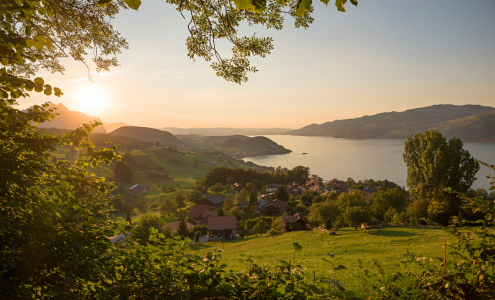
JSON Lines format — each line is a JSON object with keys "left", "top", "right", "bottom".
{"left": 271, "top": 215, "right": 285, "bottom": 230}
{"left": 343, "top": 206, "right": 370, "bottom": 230}
{"left": 404, "top": 130, "right": 479, "bottom": 225}
{"left": 308, "top": 199, "right": 340, "bottom": 228}
{"left": 224, "top": 195, "right": 234, "bottom": 211}
{"left": 228, "top": 207, "right": 244, "bottom": 220}
{"left": 249, "top": 186, "right": 257, "bottom": 208}
{"left": 372, "top": 188, "right": 406, "bottom": 221}
{"left": 187, "top": 189, "right": 204, "bottom": 203}
{"left": 113, "top": 194, "right": 133, "bottom": 213}
{"left": 210, "top": 182, "right": 225, "bottom": 193}
{"left": 194, "top": 231, "right": 201, "bottom": 243}
{"left": 274, "top": 185, "right": 289, "bottom": 201}
{"left": 160, "top": 198, "right": 176, "bottom": 216}
{"left": 217, "top": 209, "right": 225, "bottom": 216}
{"left": 113, "top": 160, "right": 134, "bottom": 183}
{"left": 235, "top": 188, "right": 247, "bottom": 203}
{"left": 267, "top": 228, "right": 281, "bottom": 237}
{"left": 177, "top": 218, "right": 189, "bottom": 239}
{"left": 176, "top": 193, "right": 186, "bottom": 211}
{"left": 253, "top": 219, "right": 269, "bottom": 236}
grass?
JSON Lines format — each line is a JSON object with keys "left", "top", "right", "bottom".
{"left": 190, "top": 227, "right": 455, "bottom": 290}
{"left": 53, "top": 146, "right": 249, "bottom": 221}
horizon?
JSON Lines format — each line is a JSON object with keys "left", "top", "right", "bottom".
{"left": 16, "top": 0, "right": 495, "bottom": 128}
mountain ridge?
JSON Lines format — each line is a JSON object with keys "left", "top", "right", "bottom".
{"left": 286, "top": 104, "right": 495, "bottom": 141}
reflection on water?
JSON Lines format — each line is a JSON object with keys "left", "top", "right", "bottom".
{"left": 245, "top": 135, "right": 495, "bottom": 190}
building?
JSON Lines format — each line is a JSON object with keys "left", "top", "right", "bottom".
{"left": 287, "top": 182, "right": 301, "bottom": 190}
{"left": 206, "top": 216, "right": 237, "bottom": 240}
{"left": 195, "top": 193, "right": 226, "bottom": 207}
{"left": 235, "top": 201, "right": 249, "bottom": 210}
{"left": 306, "top": 179, "right": 321, "bottom": 187}
{"left": 257, "top": 199, "right": 289, "bottom": 216}
{"left": 196, "top": 186, "right": 208, "bottom": 195}
{"left": 266, "top": 184, "right": 281, "bottom": 193}
{"left": 231, "top": 183, "right": 242, "bottom": 193}
{"left": 163, "top": 221, "right": 195, "bottom": 231}
{"left": 283, "top": 213, "right": 308, "bottom": 232}
{"left": 125, "top": 184, "right": 147, "bottom": 196}
{"left": 188, "top": 205, "right": 213, "bottom": 219}
{"left": 325, "top": 179, "right": 341, "bottom": 188}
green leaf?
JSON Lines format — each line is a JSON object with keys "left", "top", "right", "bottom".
{"left": 335, "top": 0, "right": 346, "bottom": 12}
{"left": 275, "top": 0, "right": 289, "bottom": 4}
{"left": 320, "top": 0, "right": 330, "bottom": 6}
{"left": 345, "top": 290, "right": 364, "bottom": 300}
{"left": 465, "top": 273, "right": 476, "bottom": 281}
{"left": 252, "top": 0, "right": 267, "bottom": 12}
{"left": 123, "top": 0, "right": 141, "bottom": 10}
{"left": 98, "top": 0, "right": 113, "bottom": 6}
{"left": 33, "top": 35, "right": 45, "bottom": 50}
{"left": 34, "top": 77, "right": 45, "bottom": 85}
{"left": 233, "top": 0, "right": 256, "bottom": 12}
{"left": 350, "top": 0, "right": 358, "bottom": 6}
{"left": 295, "top": 0, "right": 312, "bottom": 16}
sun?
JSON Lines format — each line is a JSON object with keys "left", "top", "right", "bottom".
{"left": 73, "top": 85, "right": 109, "bottom": 113}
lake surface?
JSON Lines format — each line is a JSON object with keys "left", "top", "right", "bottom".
{"left": 245, "top": 135, "right": 495, "bottom": 190}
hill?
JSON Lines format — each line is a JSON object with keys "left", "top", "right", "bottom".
{"left": 110, "top": 126, "right": 180, "bottom": 145}
{"left": 30, "top": 103, "right": 129, "bottom": 133}
{"left": 161, "top": 127, "right": 293, "bottom": 136}
{"left": 222, "top": 136, "right": 280, "bottom": 148}
{"left": 287, "top": 104, "right": 495, "bottom": 141}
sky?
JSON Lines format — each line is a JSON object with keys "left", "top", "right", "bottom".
{"left": 19, "top": 0, "right": 495, "bottom": 129}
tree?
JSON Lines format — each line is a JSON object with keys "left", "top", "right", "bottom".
{"left": 309, "top": 200, "right": 341, "bottom": 228}
{"left": 234, "top": 188, "right": 246, "bottom": 203}
{"left": 404, "top": 130, "right": 479, "bottom": 225}
{"left": 160, "top": 199, "right": 176, "bottom": 216}
{"left": 372, "top": 188, "right": 407, "bottom": 221}
{"left": 275, "top": 185, "right": 289, "bottom": 201}
{"left": 211, "top": 182, "right": 225, "bottom": 193}
{"left": 194, "top": 231, "right": 201, "bottom": 244}
{"left": 249, "top": 187, "right": 258, "bottom": 208}
{"left": 228, "top": 207, "right": 245, "bottom": 220}
{"left": 187, "top": 190, "right": 204, "bottom": 203}
{"left": 224, "top": 196, "right": 234, "bottom": 212}
{"left": 113, "top": 160, "right": 134, "bottom": 183}
{"left": 177, "top": 218, "right": 189, "bottom": 239}
{"left": 125, "top": 211, "right": 133, "bottom": 231}
{"left": 343, "top": 206, "right": 371, "bottom": 230}
{"left": 226, "top": 176, "right": 235, "bottom": 188}
{"left": 131, "top": 216, "right": 166, "bottom": 245}
{"left": 217, "top": 209, "right": 225, "bottom": 216}
{"left": 176, "top": 194, "right": 186, "bottom": 211}
{"left": 253, "top": 220, "right": 268, "bottom": 237}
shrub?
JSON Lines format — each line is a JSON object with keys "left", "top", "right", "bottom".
{"left": 267, "top": 228, "right": 281, "bottom": 237}
{"left": 150, "top": 204, "right": 159, "bottom": 209}
{"left": 194, "top": 231, "right": 201, "bottom": 244}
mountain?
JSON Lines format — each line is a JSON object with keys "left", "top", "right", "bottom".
{"left": 31, "top": 103, "right": 129, "bottom": 133}
{"left": 161, "top": 127, "right": 293, "bottom": 136}
{"left": 221, "top": 136, "right": 280, "bottom": 148}
{"left": 287, "top": 104, "right": 495, "bottom": 141}
{"left": 110, "top": 126, "right": 180, "bottom": 145}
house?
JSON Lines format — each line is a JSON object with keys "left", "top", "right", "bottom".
{"left": 196, "top": 186, "right": 208, "bottom": 195}
{"left": 365, "top": 192, "right": 375, "bottom": 205}
{"left": 200, "top": 210, "right": 218, "bottom": 218}
{"left": 266, "top": 184, "right": 281, "bottom": 193}
{"left": 108, "top": 232, "right": 130, "bottom": 244}
{"left": 188, "top": 205, "right": 213, "bottom": 219}
{"left": 231, "top": 183, "right": 242, "bottom": 193}
{"left": 309, "top": 185, "right": 325, "bottom": 192}
{"left": 260, "top": 193, "right": 273, "bottom": 201}
{"left": 195, "top": 193, "right": 226, "bottom": 207}
{"left": 125, "top": 184, "right": 147, "bottom": 196}
{"left": 287, "top": 182, "right": 301, "bottom": 190}
{"left": 325, "top": 179, "right": 341, "bottom": 188}
{"left": 283, "top": 213, "right": 308, "bottom": 232}
{"left": 363, "top": 187, "right": 377, "bottom": 194}
{"left": 258, "top": 199, "right": 289, "bottom": 216}
{"left": 235, "top": 201, "right": 249, "bottom": 210}
{"left": 287, "top": 188, "right": 303, "bottom": 198}
{"left": 206, "top": 216, "right": 237, "bottom": 240}
{"left": 163, "top": 220, "right": 195, "bottom": 231}
{"left": 306, "top": 179, "right": 320, "bottom": 187}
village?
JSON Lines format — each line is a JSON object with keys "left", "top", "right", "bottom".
{"left": 109, "top": 177, "right": 395, "bottom": 244}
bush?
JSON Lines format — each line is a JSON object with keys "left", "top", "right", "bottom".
{"left": 267, "top": 228, "right": 281, "bottom": 237}
{"left": 150, "top": 204, "right": 159, "bottom": 209}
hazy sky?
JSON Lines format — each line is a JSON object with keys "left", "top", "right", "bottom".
{"left": 20, "top": 0, "right": 495, "bottom": 128}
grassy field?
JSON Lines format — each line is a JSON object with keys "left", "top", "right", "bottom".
{"left": 191, "top": 227, "right": 455, "bottom": 290}
{"left": 52, "top": 146, "right": 248, "bottom": 221}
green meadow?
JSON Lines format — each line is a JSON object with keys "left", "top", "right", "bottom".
{"left": 191, "top": 227, "right": 455, "bottom": 290}
{"left": 52, "top": 146, "right": 249, "bottom": 220}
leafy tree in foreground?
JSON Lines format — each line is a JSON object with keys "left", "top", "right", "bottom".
{"left": 404, "top": 130, "right": 479, "bottom": 225}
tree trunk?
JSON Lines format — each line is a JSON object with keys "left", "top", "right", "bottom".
{"left": 355, "top": 225, "right": 358, "bottom": 231}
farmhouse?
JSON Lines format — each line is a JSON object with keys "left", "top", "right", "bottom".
{"left": 258, "top": 199, "right": 289, "bottom": 216}
{"left": 206, "top": 216, "right": 237, "bottom": 240}
{"left": 195, "top": 186, "right": 208, "bottom": 195}
{"left": 195, "top": 193, "right": 226, "bottom": 207}
{"left": 231, "top": 183, "right": 242, "bottom": 193}
{"left": 188, "top": 205, "right": 212, "bottom": 219}
{"left": 163, "top": 221, "right": 195, "bottom": 231}
{"left": 283, "top": 213, "right": 308, "bottom": 232}
{"left": 306, "top": 179, "right": 320, "bottom": 187}
{"left": 125, "top": 184, "right": 147, "bottom": 196}
{"left": 266, "top": 184, "right": 281, "bottom": 193}
{"left": 325, "top": 179, "right": 341, "bottom": 188}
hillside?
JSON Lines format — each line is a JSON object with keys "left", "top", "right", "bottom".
{"left": 30, "top": 103, "right": 129, "bottom": 133}
{"left": 161, "top": 127, "right": 293, "bottom": 136}
{"left": 110, "top": 126, "right": 180, "bottom": 145}
{"left": 207, "top": 135, "right": 292, "bottom": 157}
{"left": 287, "top": 104, "right": 495, "bottom": 141}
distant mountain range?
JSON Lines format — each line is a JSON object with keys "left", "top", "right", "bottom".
{"left": 161, "top": 127, "right": 292, "bottom": 136}
{"left": 31, "top": 103, "right": 129, "bottom": 133}
{"left": 287, "top": 104, "right": 495, "bottom": 141}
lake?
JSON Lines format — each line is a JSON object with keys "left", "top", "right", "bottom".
{"left": 245, "top": 135, "right": 495, "bottom": 190}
